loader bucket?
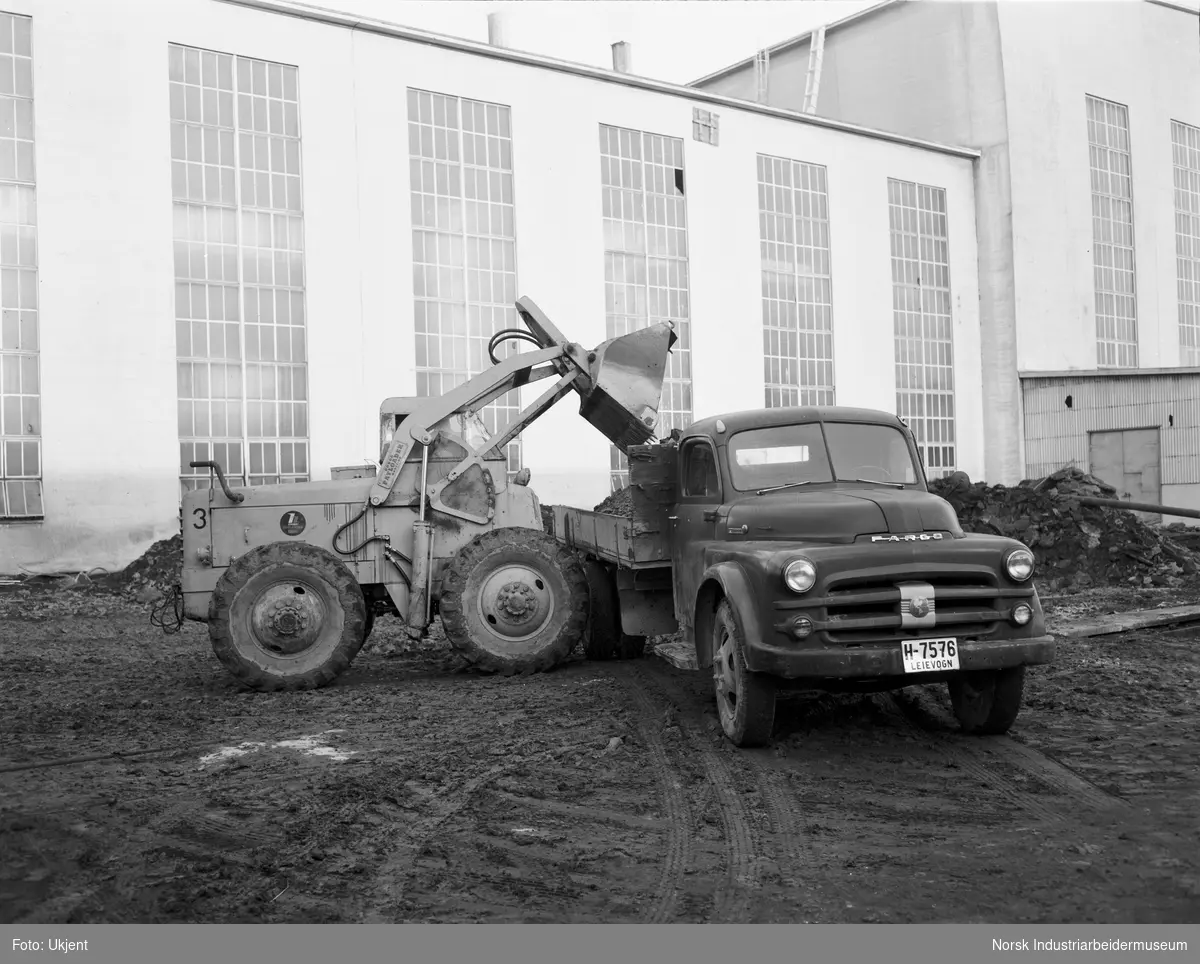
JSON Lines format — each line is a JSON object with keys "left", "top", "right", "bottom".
{"left": 576, "top": 322, "right": 679, "bottom": 452}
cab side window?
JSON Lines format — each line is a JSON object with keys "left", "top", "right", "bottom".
{"left": 681, "top": 440, "right": 720, "bottom": 499}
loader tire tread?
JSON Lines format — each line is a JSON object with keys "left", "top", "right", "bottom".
{"left": 440, "top": 527, "right": 588, "bottom": 676}
{"left": 207, "top": 541, "right": 367, "bottom": 692}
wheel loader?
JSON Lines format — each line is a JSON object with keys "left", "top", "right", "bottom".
{"left": 177, "top": 296, "right": 678, "bottom": 690}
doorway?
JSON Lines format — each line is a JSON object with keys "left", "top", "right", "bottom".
{"left": 1087, "top": 427, "right": 1162, "bottom": 523}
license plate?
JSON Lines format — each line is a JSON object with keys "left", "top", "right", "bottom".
{"left": 901, "top": 637, "right": 959, "bottom": 673}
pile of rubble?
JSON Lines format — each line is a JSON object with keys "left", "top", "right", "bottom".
{"left": 106, "top": 533, "right": 183, "bottom": 597}
{"left": 929, "top": 467, "right": 1199, "bottom": 592}
{"left": 593, "top": 487, "right": 635, "bottom": 517}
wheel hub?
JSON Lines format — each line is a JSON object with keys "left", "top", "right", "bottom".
{"left": 477, "top": 565, "right": 553, "bottom": 641}
{"left": 496, "top": 582, "right": 537, "bottom": 618}
{"left": 249, "top": 583, "right": 326, "bottom": 656}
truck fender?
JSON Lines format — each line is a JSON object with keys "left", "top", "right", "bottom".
{"left": 692, "top": 562, "right": 764, "bottom": 670}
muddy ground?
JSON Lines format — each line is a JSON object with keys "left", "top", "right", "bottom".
{"left": 2, "top": 585, "right": 1199, "bottom": 924}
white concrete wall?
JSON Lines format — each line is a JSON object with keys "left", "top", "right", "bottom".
{"left": 999, "top": 0, "right": 1200, "bottom": 373}
{"left": 0, "top": 0, "right": 981, "bottom": 573}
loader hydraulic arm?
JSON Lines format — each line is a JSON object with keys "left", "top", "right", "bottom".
{"left": 367, "top": 296, "right": 678, "bottom": 508}
{"left": 368, "top": 299, "right": 596, "bottom": 507}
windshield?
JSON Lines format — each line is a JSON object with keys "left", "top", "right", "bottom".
{"left": 727, "top": 422, "right": 921, "bottom": 492}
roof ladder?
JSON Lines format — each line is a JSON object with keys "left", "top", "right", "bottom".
{"left": 802, "top": 25, "right": 826, "bottom": 114}
{"left": 754, "top": 48, "right": 769, "bottom": 103}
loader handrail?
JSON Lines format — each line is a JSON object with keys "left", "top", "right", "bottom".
{"left": 189, "top": 460, "right": 245, "bottom": 503}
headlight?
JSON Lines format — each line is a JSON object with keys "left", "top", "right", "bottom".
{"left": 1012, "top": 603, "right": 1033, "bottom": 626}
{"left": 784, "top": 558, "right": 817, "bottom": 593}
{"left": 1005, "top": 547, "right": 1035, "bottom": 582}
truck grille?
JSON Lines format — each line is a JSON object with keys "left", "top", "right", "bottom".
{"left": 820, "top": 571, "right": 1003, "bottom": 645}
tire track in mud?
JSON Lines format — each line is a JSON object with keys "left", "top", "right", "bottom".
{"left": 363, "top": 744, "right": 594, "bottom": 923}
{"left": 613, "top": 664, "right": 693, "bottom": 924}
{"left": 754, "top": 767, "right": 809, "bottom": 875}
{"left": 881, "top": 694, "right": 1082, "bottom": 824}
{"left": 622, "top": 662, "right": 762, "bottom": 924}
{"left": 985, "top": 736, "right": 1132, "bottom": 812}
{"left": 890, "top": 689, "right": 1132, "bottom": 814}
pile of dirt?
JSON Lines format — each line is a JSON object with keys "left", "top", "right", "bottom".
{"left": 590, "top": 431, "right": 681, "bottom": 517}
{"left": 106, "top": 533, "right": 183, "bottom": 597}
{"left": 1164, "top": 522, "right": 1200, "bottom": 553}
{"left": 929, "top": 467, "right": 1199, "bottom": 592}
{"left": 593, "top": 487, "right": 634, "bottom": 517}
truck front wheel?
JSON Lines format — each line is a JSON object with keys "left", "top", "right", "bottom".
{"left": 711, "top": 600, "right": 775, "bottom": 747}
{"left": 947, "top": 666, "right": 1026, "bottom": 735}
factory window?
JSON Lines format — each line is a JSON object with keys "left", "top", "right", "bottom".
{"left": 692, "top": 108, "right": 719, "bottom": 146}
{"left": 887, "top": 178, "right": 956, "bottom": 477}
{"left": 757, "top": 153, "right": 834, "bottom": 409}
{"left": 1087, "top": 94, "right": 1138, "bottom": 368}
{"left": 1172, "top": 120, "right": 1200, "bottom": 366}
{"left": 406, "top": 88, "right": 521, "bottom": 476}
{"left": 0, "top": 12, "right": 39, "bottom": 522}
{"left": 169, "top": 44, "right": 309, "bottom": 493}
{"left": 600, "top": 123, "right": 691, "bottom": 491}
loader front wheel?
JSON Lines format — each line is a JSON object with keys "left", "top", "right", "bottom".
{"left": 440, "top": 527, "right": 588, "bottom": 675}
{"left": 207, "top": 542, "right": 368, "bottom": 691}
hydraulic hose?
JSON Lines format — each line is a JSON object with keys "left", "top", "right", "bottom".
{"left": 487, "top": 328, "right": 542, "bottom": 365}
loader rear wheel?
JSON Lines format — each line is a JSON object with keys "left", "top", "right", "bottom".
{"left": 583, "top": 559, "right": 646, "bottom": 661}
{"left": 440, "top": 527, "right": 587, "bottom": 675}
{"left": 207, "top": 542, "right": 368, "bottom": 692}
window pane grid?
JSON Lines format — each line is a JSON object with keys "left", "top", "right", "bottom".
{"left": 0, "top": 12, "right": 39, "bottom": 520}
{"left": 757, "top": 153, "right": 834, "bottom": 411}
{"left": 1087, "top": 95, "right": 1138, "bottom": 368}
{"left": 1172, "top": 120, "right": 1200, "bottom": 365}
{"left": 601, "top": 124, "right": 691, "bottom": 491}
{"left": 169, "top": 44, "right": 309, "bottom": 494}
{"left": 407, "top": 88, "right": 522, "bottom": 475}
{"left": 888, "top": 178, "right": 955, "bottom": 477}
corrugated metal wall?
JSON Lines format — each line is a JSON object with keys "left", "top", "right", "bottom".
{"left": 1021, "top": 372, "right": 1200, "bottom": 483}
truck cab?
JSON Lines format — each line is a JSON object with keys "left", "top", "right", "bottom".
{"left": 670, "top": 406, "right": 1054, "bottom": 745}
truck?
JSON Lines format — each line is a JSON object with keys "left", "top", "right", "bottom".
{"left": 177, "top": 296, "right": 677, "bottom": 690}
{"left": 551, "top": 406, "right": 1057, "bottom": 747}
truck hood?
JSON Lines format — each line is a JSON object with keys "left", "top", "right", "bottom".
{"left": 723, "top": 486, "right": 963, "bottom": 543}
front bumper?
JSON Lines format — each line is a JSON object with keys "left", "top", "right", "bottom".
{"left": 745, "top": 634, "right": 1057, "bottom": 680}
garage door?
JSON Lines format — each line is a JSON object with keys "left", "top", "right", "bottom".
{"left": 1087, "top": 428, "right": 1162, "bottom": 522}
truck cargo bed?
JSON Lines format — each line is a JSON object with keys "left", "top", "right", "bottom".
{"left": 549, "top": 441, "right": 678, "bottom": 570}
{"left": 551, "top": 505, "right": 671, "bottom": 569}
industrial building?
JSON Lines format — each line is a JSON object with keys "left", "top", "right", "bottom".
{"left": 0, "top": 0, "right": 987, "bottom": 574}
{"left": 693, "top": 0, "right": 1200, "bottom": 517}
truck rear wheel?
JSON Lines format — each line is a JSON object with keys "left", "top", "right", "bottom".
{"left": 207, "top": 542, "right": 368, "bottom": 691}
{"left": 947, "top": 666, "right": 1026, "bottom": 735}
{"left": 712, "top": 599, "right": 775, "bottom": 747}
{"left": 440, "top": 527, "right": 588, "bottom": 675}
{"left": 583, "top": 559, "right": 646, "bottom": 661}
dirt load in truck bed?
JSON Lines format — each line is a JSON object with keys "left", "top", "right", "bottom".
{"left": 593, "top": 487, "right": 635, "bottom": 517}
